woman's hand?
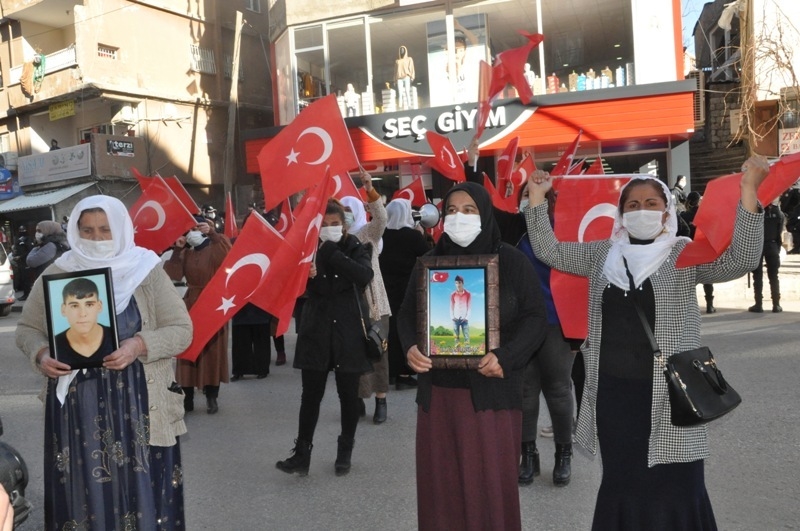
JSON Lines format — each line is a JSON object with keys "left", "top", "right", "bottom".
{"left": 196, "top": 222, "right": 211, "bottom": 235}
{"left": 467, "top": 137, "right": 480, "bottom": 167}
{"left": 103, "top": 337, "right": 145, "bottom": 371}
{"left": 526, "top": 169, "right": 552, "bottom": 207}
{"left": 740, "top": 155, "right": 770, "bottom": 213}
{"left": 174, "top": 235, "right": 186, "bottom": 248}
{"left": 359, "top": 170, "right": 373, "bottom": 193}
{"left": 477, "top": 352, "right": 504, "bottom": 378}
{"left": 36, "top": 348, "right": 72, "bottom": 379}
{"left": 308, "top": 263, "right": 317, "bottom": 279}
{"left": 406, "top": 345, "right": 432, "bottom": 373}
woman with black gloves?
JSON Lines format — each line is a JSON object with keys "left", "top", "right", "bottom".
{"left": 398, "top": 182, "right": 547, "bottom": 530}
{"left": 276, "top": 198, "right": 374, "bottom": 477}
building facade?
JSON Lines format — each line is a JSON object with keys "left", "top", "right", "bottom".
{"left": 0, "top": 0, "right": 273, "bottom": 237}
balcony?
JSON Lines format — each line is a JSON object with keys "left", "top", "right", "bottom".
{"left": 8, "top": 45, "right": 78, "bottom": 86}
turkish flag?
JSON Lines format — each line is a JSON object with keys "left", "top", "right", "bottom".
{"left": 257, "top": 94, "right": 359, "bottom": 211}
{"left": 551, "top": 175, "right": 631, "bottom": 339}
{"left": 677, "top": 152, "right": 800, "bottom": 267}
{"left": 496, "top": 136, "right": 520, "bottom": 197}
{"left": 550, "top": 130, "right": 582, "bottom": 177}
{"left": 274, "top": 198, "right": 295, "bottom": 236}
{"left": 332, "top": 172, "right": 361, "bottom": 201}
{"left": 252, "top": 171, "right": 337, "bottom": 336}
{"left": 584, "top": 158, "right": 605, "bottom": 175}
{"left": 392, "top": 177, "right": 428, "bottom": 207}
{"left": 426, "top": 131, "right": 466, "bottom": 182}
{"left": 162, "top": 175, "right": 200, "bottom": 215}
{"left": 510, "top": 154, "right": 536, "bottom": 189}
{"left": 129, "top": 174, "right": 197, "bottom": 254}
{"left": 487, "top": 31, "right": 545, "bottom": 106}
{"left": 178, "top": 214, "right": 285, "bottom": 361}
{"left": 484, "top": 172, "right": 518, "bottom": 214}
{"left": 224, "top": 191, "right": 239, "bottom": 240}
{"left": 431, "top": 271, "right": 449, "bottom": 283}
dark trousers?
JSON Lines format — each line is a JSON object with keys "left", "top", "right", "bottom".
{"left": 298, "top": 370, "right": 361, "bottom": 442}
{"left": 752, "top": 241, "right": 781, "bottom": 302}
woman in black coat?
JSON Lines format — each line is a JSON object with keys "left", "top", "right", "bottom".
{"left": 276, "top": 198, "right": 374, "bottom": 477}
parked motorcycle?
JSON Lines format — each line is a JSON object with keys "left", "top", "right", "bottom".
{"left": 0, "top": 415, "right": 30, "bottom": 528}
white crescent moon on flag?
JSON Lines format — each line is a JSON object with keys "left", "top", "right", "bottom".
{"left": 498, "top": 155, "right": 510, "bottom": 163}
{"left": 578, "top": 203, "right": 617, "bottom": 243}
{"left": 402, "top": 189, "right": 415, "bottom": 202}
{"left": 441, "top": 147, "right": 457, "bottom": 169}
{"left": 134, "top": 200, "right": 167, "bottom": 231}
{"left": 517, "top": 168, "right": 528, "bottom": 185}
{"left": 276, "top": 213, "right": 288, "bottom": 233}
{"left": 300, "top": 214, "right": 322, "bottom": 264}
{"left": 332, "top": 175, "right": 343, "bottom": 196}
{"left": 297, "top": 127, "right": 333, "bottom": 166}
{"left": 225, "top": 253, "right": 271, "bottom": 298}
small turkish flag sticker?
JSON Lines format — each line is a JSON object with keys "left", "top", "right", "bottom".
{"left": 431, "top": 271, "right": 449, "bottom": 283}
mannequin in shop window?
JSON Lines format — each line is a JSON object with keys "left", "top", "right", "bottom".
{"left": 523, "top": 63, "right": 536, "bottom": 93}
{"left": 344, "top": 83, "right": 360, "bottom": 117}
{"left": 395, "top": 45, "right": 415, "bottom": 110}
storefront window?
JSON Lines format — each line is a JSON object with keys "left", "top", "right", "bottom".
{"left": 328, "top": 18, "right": 369, "bottom": 116}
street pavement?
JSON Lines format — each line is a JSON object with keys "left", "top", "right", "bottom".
{"left": 1, "top": 263, "right": 800, "bottom": 530}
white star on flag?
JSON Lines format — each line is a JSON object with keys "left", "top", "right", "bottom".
{"left": 286, "top": 149, "right": 299, "bottom": 165}
{"left": 216, "top": 295, "right": 237, "bottom": 315}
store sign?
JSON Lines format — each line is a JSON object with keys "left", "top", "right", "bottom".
{"left": 18, "top": 144, "right": 92, "bottom": 187}
{"left": 49, "top": 100, "right": 76, "bottom": 121}
{"left": 107, "top": 139, "right": 134, "bottom": 157}
{"left": 779, "top": 128, "right": 800, "bottom": 155}
{"left": 356, "top": 101, "right": 535, "bottom": 156}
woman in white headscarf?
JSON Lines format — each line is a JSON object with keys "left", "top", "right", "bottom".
{"left": 16, "top": 195, "right": 192, "bottom": 530}
{"left": 340, "top": 171, "right": 391, "bottom": 423}
{"left": 524, "top": 158, "right": 769, "bottom": 530}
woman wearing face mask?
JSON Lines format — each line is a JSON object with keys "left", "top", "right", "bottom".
{"left": 340, "top": 171, "right": 392, "bottom": 424}
{"left": 276, "top": 198, "right": 374, "bottom": 477}
{"left": 16, "top": 195, "right": 192, "bottom": 530}
{"left": 25, "top": 220, "right": 70, "bottom": 282}
{"left": 165, "top": 215, "right": 232, "bottom": 414}
{"left": 397, "top": 182, "right": 547, "bottom": 530}
{"left": 525, "top": 158, "right": 769, "bottom": 530}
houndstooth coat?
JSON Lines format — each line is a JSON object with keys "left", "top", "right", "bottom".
{"left": 525, "top": 202, "right": 763, "bottom": 467}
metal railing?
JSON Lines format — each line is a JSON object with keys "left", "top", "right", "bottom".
{"left": 8, "top": 44, "right": 78, "bottom": 86}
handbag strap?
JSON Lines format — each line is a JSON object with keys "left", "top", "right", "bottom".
{"left": 352, "top": 284, "right": 369, "bottom": 339}
{"left": 623, "top": 258, "right": 666, "bottom": 368}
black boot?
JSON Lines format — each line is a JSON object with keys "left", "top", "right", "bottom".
{"left": 748, "top": 296, "right": 763, "bottom": 313}
{"left": 335, "top": 436, "right": 354, "bottom": 476}
{"left": 518, "top": 441, "right": 540, "bottom": 486}
{"left": 276, "top": 439, "right": 313, "bottom": 476}
{"left": 206, "top": 396, "right": 218, "bottom": 414}
{"left": 183, "top": 387, "right": 194, "bottom": 412}
{"left": 553, "top": 443, "right": 572, "bottom": 487}
{"left": 705, "top": 296, "right": 716, "bottom": 314}
{"left": 373, "top": 397, "right": 387, "bottom": 424}
{"left": 773, "top": 296, "right": 783, "bottom": 313}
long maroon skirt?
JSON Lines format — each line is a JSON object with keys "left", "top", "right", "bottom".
{"left": 416, "top": 386, "right": 522, "bottom": 531}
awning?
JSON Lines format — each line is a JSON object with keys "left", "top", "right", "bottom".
{"left": 0, "top": 182, "right": 96, "bottom": 214}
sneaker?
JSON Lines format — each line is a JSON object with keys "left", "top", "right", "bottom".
{"left": 539, "top": 425, "right": 554, "bottom": 438}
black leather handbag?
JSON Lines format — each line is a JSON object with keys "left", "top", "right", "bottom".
{"left": 353, "top": 285, "right": 386, "bottom": 361}
{"left": 631, "top": 300, "right": 742, "bottom": 427}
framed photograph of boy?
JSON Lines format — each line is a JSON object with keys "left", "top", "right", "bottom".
{"left": 414, "top": 254, "right": 499, "bottom": 369}
{"left": 42, "top": 267, "right": 119, "bottom": 369}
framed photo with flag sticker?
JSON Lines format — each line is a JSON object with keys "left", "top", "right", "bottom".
{"left": 415, "top": 254, "right": 499, "bottom": 369}
{"left": 42, "top": 267, "right": 119, "bottom": 369}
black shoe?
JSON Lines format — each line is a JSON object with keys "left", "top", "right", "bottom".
{"left": 335, "top": 436, "right": 354, "bottom": 476}
{"left": 518, "top": 441, "right": 540, "bottom": 486}
{"left": 748, "top": 303, "right": 763, "bottom": 313}
{"left": 706, "top": 305, "right": 716, "bottom": 314}
{"left": 206, "top": 397, "right": 218, "bottom": 414}
{"left": 256, "top": 373, "right": 268, "bottom": 379}
{"left": 184, "top": 395, "right": 194, "bottom": 413}
{"left": 373, "top": 397, "right": 387, "bottom": 424}
{"left": 773, "top": 304, "right": 783, "bottom": 313}
{"left": 231, "top": 374, "right": 242, "bottom": 381}
{"left": 395, "top": 375, "right": 418, "bottom": 390}
{"left": 276, "top": 439, "right": 313, "bottom": 476}
{"left": 553, "top": 443, "right": 572, "bottom": 487}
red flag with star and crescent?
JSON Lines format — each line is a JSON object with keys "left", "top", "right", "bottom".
{"left": 487, "top": 31, "right": 545, "bottom": 106}
{"left": 252, "top": 171, "right": 338, "bottom": 336}
{"left": 129, "top": 172, "right": 197, "bottom": 254}
{"left": 551, "top": 175, "right": 631, "bottom": 339}
{"left": 161, "top": 175, "right": 201, "bottom": 215}
{"left": 426, "top": 131, "right": 466, "bottom": 182}
{"left": 550, "top": 130, "right": 582, "bottom": 178}
{"left": 331, "top": 172, "right": 361, "bottom": 202}
{"left": 392, "top": 176, "right": 427, "bottom": 207}
{"left": 178, "top": 213, "right": 286, "bottom": 361}
{"left": 257, "top": 94, "right": 358, "bottom": 211}
{"left": 274, "top": 198, "right": 295, "bottom": 236}
{"left": 484, "top": 172, "right": 519, "bottom": 214}
{"left": 496, "top": 136, "right": 520, "bottom": 199}
{"left": 510, "top": 154, "right": 536, "bottom": 189}
{"left": 584, "top": 158, "right": 605, "bottom": 175}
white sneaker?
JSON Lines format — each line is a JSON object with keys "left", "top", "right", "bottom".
{"left": 539, "top": 425, "right": 554, "bottom": 438}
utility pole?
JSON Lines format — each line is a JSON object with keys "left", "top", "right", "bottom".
{"left": 224, "top": 10, "right": 244, "bottom": 200}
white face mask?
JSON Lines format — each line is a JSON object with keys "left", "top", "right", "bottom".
{"left": 35, "top": 232, "right": 43, "bottom": 243}
{"left": 319, "top": 225, "right": 343, "bottom": 243}
{"left": 443, "top": 213, "right": 482, "bottom": 247}
{"left": 519, "top": 198, "right": 529, "bottom": 212}
{"left": 185, "top": 230, "right": 206, "bottom": 248}
{"left": 622, "top": 210, "right": 665, "bottom": 240}
{"left": 344, "top": 212, "right": 355, "bottom": 227}
{"left": 80, "top": 239, "right": 116, "bottom": 259}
